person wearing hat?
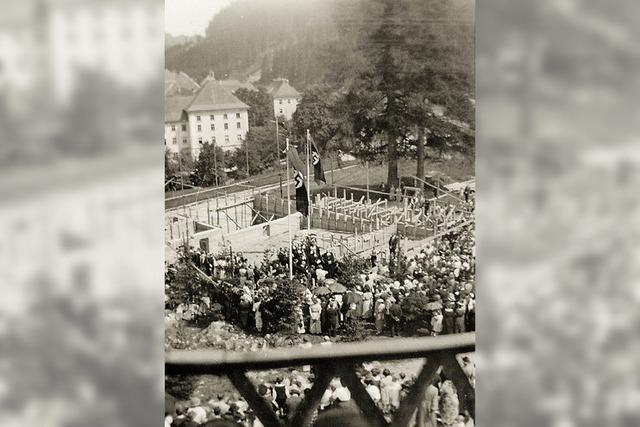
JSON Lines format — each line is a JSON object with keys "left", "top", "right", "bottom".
{"left": 431, "top": 309, "right": 443, "bottom": 336}
{"left": 379, "top": 368, "right": 394, "bottom": 412}
{"left": 285, "top": 388, "right": 303, "bottom": 419}
{"left": 324, "top": 300, "right": 340, "bottom": 337}
{"left": 443, "top": 301, "right": 456, "bottom": 335}
{"left": 374, "top": 298, "right": 386, "bottom": 335}
{"left": 388, "top": 375, "right": 403, "bottom": 411}
{"left": 172, "top": 402, "right": 199, "bottom": 427}
{"left": 388, "top": 298, "right": 403, "bottom": 337}
{"left": 362, "top": 286, "right": 374, "bottom": 319}
{"left": 364, "top": 376, "right": 381, "bottom": 403}
{"left": 309, "top": 298, "right": 323, "bottom": 335}
{"left": 454, "top": 301, "right": 466, "bottom": 334}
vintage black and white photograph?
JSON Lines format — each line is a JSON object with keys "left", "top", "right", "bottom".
{"left": 163, "top": 0, "right": 475, "bottom": 426}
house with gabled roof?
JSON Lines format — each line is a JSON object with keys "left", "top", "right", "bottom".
{"left": 165, "top": 69, "right": 200, "bottom": 96}
{"left": 164, "top": 71, "right": 250, "bottom": 159}
{"left": 164, "top": 95, "right": 193, "bottom": 157}
{"left": 266, "top": 78, "right": 301, "bottom": 121}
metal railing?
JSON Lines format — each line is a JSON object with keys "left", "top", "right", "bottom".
{"left": 166, "top": 333, "right": 475, "bottom": 427}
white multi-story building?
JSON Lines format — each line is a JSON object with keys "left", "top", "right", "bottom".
{"left": 164, "top": 96, "right": 192, "bottom": 158}
{"left": 164, "top": 73, "right": 250, "bottom": 159}
{"left": 267, "top": 78, "right": 301, "bottom": 121}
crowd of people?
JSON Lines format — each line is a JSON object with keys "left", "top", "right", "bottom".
{"left": 165, "top": 195, "right": 476, "bottom": 427}
{"left": 166, "top": 359, "right": 475, "bottom": 427}
{"left": 167, "top": 196, "right": 475, "bottom": 339}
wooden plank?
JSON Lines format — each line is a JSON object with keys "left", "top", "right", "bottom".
{"left": 228, "top": 370, "right": 283, "bottom": 427}
{"left": 340, "top": 365, "right": 388, "bottom": 427}
{"left": 289, "top": 363, "right": 337, "bottom": 427}
{"left": 167, "top": 336, "right": 474, "bottom": 376}
{"left": 390, "top": 361, "right": 443, "bottom": 427}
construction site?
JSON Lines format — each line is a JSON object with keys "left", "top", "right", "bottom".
{"left": 165, "top": 172, "right": 475, "bottom": 263}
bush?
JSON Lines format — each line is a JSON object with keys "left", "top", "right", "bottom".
{"left": 339, "top": 319, "right": 368, "bottom": 342}
{"left": 165, "top": 375, "right": 196, "bottom": 402}
{"left": 335, "top": 254, "right": 369, "bottom": 289}
{"left": 260, "top": 279, "right": 304, "bottom": 334}
{"left": 165, "top": 263, "right": 208, "bottom": 311}
{"left": 400, "top": 293, "right": 431, "bottom": 332}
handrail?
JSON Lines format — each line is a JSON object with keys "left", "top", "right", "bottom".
{"left": 166, "top": 333, "right": 475, "bottom": 375}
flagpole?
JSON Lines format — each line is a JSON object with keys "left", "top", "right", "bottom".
{"left": 286, "top": 137, "right": 293, "bottom": 280}
{"left": 306, "top": 129, "right": 312, "bottom": 234}
{"left": 275, "top": 119, "right": 283, "bottom": 197}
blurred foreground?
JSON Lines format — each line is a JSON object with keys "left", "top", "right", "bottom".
{"left": 477, "top": 1, "right": 640, "bottom": 427}
{"left": 0, "top": 1, "right": 164, "bottom": 426}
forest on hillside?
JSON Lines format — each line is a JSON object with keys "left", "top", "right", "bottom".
{"left": 165, "top": 0, "right": 475, "bottom": 97}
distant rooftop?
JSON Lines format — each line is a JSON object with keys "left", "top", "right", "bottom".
{"left": 165, "top": 69, "right": 200, "bottom": 96}
{"left": 267, "top": 78, "right": 301, "bottom": 99}
{"left": 186, "top": 74, "right": 249, "bottom": 113}
{"left": 164, "top": 96, "right": 192, "bottom": 123}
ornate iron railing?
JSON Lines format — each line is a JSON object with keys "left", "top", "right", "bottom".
{"left": 166, "top": 332, "right": 475, "bottom": 427}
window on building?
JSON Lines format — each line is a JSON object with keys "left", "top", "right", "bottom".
{"left": 172, "top": 138, "right": 177, "bottom": 144}
{"left": 164, "top": 139, "right": 166, "bottom": 145}
{"left": 212, "top": 137, "right": 216, "bottom": 143}
{"left": 183, "top": 138, "right": 187, "bottom": 144}
{"left": 279, "top": 109, "right": 283, "bottom": 114}
{"left": 236, "top": 122, "right": 241, "bottom": 129}
{"left": 224, "top": 123, "right": 228, "bottom": 130}
{"left": 287, "top": 99, "right": 291, "bottom": 104}
{"left": 171, "top": 125, "right": 176, "bottom": 131}
{"left": 198, "top": 137, "right": 203, "bottom": 144}
{"left": 237, "top": 134, "right": 242, "bottom": 141}
{"left": 197, "top": 125, "right": 202, "bottom": 132}
{"left": 224, "top": 135, "right": 230, "bottom": 143}
{"left": 210, "top": 114, "right": 214, "bottom": 120}
{"left": 196, "top": 115, "right": 201, "bottom": 121}
{"left": 279, "top": 99, "right": 283, "bottom": 105}
{"left": 211, "top": 124, "right": 215, "bottom": 131}
{"left": 236, "top": 112, "right": 240, "bottom": 118}
{"left": 181, "top": 124, "right": 186, "bottom": 131}
{"left": 223, "top": 113, "right": 228, "bottom": 120}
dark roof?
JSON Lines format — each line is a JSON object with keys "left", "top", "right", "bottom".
{"left": 165, "top": 96, "right": 193, "bottom": 123}
{"left": 267, "top": 79, "right": 301, "bottom": 99}
{"left": 165, "top": 70, "right": 200, "bottom": 96}
{"left": 187, "top": 78, "right": 249, "bottom": 112}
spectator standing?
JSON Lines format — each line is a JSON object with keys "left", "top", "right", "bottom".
{"left": 388, "top": 376, "right": 403, "bottom": 411}
{"left": 454, "top": 301, "right": 466, "bottom": 333}
{"left": 379, "top": 369, "right": 394, "bottom": 412}
{"left": 365, "top": 377, "right": 381, "bottom": 404}
{"left": 324, "top": 301, "right": 340, "bottom": 337}
{"left": 443, "top": 301, "right": 455, "bottom": 335}
{"left": 374, "top": 299, "right": 386, "bottom": 335}
{"left": 285, "top": 389, "right": 303, "bottom": 419}
{"left": 309, "top": 298, "right": 323, "bottom": 335}
{"left": 272, "top": 377, "right": 289, "bottom": 417}
{"left": 431, "top": 310, "right": 443, "bottom": 336}
{"left": 388, "top": 299, "right": 403, "bottom": 337}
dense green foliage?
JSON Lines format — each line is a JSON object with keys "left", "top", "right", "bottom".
{"left": 191, "top": 142, "right": 227, "bottom": 186}
{"left": 234, "top": 88, "right": 274, "bottom": 127}
{"left": 228, "top": 126, "right": 280, "bottom": 179}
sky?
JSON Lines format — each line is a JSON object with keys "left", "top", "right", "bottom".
{"left": 165, "top": 0, "right": 233, "bottom": 36}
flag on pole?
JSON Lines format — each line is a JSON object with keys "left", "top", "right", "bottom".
{"left": 293, "top": 170, "right": 309, "bottom": 216}
{"left": 309, "top": 138, "right": 326, "bottom": 184}
{"left": 286, "top": 145, "right": 306, "bottom": 174}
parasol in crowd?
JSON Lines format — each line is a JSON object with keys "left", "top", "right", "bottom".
{"left": 313, "top": 286, "right": 331, "bottom": 296}
{"left": 293, "top": 282, "right": 308, "bottom": 293}
{"left": 328, "top": 282, "right": 347, "bottom": 294}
